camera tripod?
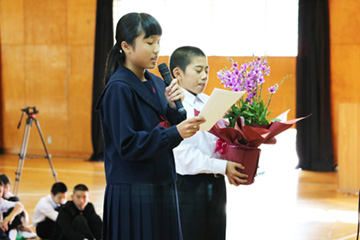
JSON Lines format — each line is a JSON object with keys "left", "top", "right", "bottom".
{"left": 13, "top": 106, "right": 58, "bottom": 195}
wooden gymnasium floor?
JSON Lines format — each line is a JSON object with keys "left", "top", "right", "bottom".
{"left": 0, "top": 129, "right": 358, "bottom": 240}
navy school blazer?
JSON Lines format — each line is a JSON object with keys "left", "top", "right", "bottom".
{"left": 98, "top": 66, "right": 186, "bottom": 184}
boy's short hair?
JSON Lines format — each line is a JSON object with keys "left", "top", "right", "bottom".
{"left": 169, "top": 46, "right": 206, "bottom": 78}
{"left": 73, "top": 184, "right": 88, "bottom": 193}
{"left": 0, "top": 174, "right": 11, "bottom": 185}
{"left": 0, "top": 179, "right": 4, "bottom": 186}
{"left": 51, "top": 182, "right": 67, "bottom": 195}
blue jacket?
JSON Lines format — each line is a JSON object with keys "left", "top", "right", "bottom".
{"left": 98, "top": 66, "right": 185, "bottom": 184}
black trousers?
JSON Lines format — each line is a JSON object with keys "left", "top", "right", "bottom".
{"left": 0, "top": 229, "right": 9, "bottom": 240}
{"left": 70, "top": 215, "right": 102, "bottom": 240}
{"left": 36, "top": 217, "right": 55, "bottom": 239}
{"left": 177, "top": 174, "right": 226, "bottom": 240}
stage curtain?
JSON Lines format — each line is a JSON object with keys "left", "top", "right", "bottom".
{"left": 0, "top": 33, "right": 2, "bottom": 153}
{"left": 296, "top": 0, "right": 334, "bottom": 171}
{"left": 89, "top": 0, "right": 113, "bottom": 161}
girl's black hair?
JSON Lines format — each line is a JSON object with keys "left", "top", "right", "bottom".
{"left": 169, "top": 46, "right": 206, "bottom": 78}
{"left": 104, "top": 12, "right": 162, "bottom": 85}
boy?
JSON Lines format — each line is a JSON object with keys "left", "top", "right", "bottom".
{"left": 0, "top": 180, "right": 24, "bottom": 240}
{"left": 32, "top": 182, "right": 68, "bottom": 239}
{"left": 0, "top": 174, "right": 37, "bottom": 239}
{"left": 170, "top": 46, "right": 248, "bottom": 240}
{"left": 0, "top": 175, "right": 19, "bottom": 202}
{"left": 52, "top": 184, "right": 102, "bottom": 240}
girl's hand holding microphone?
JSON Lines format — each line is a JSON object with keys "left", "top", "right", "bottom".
{"left": 165, "top": 78, "right": 184, "bottom": 110}
{"left": 165, "top": 78, "right": 206, "bottom": 138}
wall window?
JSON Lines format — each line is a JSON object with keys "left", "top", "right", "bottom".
{"left": 113, "top": 0, "right": 298, "bottom": 56}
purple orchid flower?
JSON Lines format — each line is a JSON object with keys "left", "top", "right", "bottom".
{"left": 269, "top": 84, "right": 278, "bottom": 94}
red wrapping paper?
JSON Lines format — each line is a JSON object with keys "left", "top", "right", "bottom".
{"left": 209, "top": 110, "right": 309, "bottom": 185}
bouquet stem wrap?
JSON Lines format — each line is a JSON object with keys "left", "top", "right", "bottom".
{"left": 221, "top": 143, "right": 261, "bottom": 185}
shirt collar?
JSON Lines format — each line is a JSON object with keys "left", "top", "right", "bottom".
{"left": 48, "top": 194, "right": 60, "bottom": 208}
{"left": 183, "top": 89, "right": 206, "bottom": 106}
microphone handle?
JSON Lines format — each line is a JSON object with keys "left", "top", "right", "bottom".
{"left": 165, "top": 82, "right": 186, "bottom": 115}
{"left": 174, "top": 100, "right": 186, "bottom": 115}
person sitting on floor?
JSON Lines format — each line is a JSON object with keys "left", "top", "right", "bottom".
{"left": 52, "top": 184, "right": 102, "bottom": 240}
{"left": 0, "top": 174, "right": 37, "bottom": 239}
{"left": 32, "top": 182, "right": 68, "bottom": 239}
{"left": 0, "top": 179, "right": 24, "bottom": 240}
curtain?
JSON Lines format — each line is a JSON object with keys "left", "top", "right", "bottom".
{"left": 89, "top": 0, "right": 113, "bottom": 161}
{"left": 0, "top": 34, "right": 2, "bottom": 153}
{"left": 296, "top": 0, "right": 334, "bottom": 171}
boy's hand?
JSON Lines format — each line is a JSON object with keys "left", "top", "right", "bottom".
{"left": 165, "top": 79, "right": 184, "bottom": 110}
{"left": 176, "top": 116, "right": 206, "bottom": 139}
{"left": 225, "top": 161, "right": 248, "bottom": 186}
{"left": 0, "top": 219, "right": 9, "bottom": 232}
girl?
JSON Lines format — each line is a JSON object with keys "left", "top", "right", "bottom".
{"left": 97, "top": 12, "right": 205, "bottom": 240}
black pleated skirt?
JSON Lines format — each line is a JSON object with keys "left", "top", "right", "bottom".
{"left": 103, "top": 182, "right": 183, "bottom": 240}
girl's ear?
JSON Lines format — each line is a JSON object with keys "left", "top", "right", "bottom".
{"left": 121, "top": 41, "right": 131, "bottom": 54}
{"left": 172, "top": 67, "right": 183, "bottom": 81}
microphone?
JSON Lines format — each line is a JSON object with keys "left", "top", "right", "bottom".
{"left": 158, "top": 63, "right": 186, "bottom": 116}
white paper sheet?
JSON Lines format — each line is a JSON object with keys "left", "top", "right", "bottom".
{"left": 199, "top": 88, "right": 246, "bottom": 131}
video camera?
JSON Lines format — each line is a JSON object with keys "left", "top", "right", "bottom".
{"left": 21, "top": 106, "right": 39, "bottom": 115}
{"left": 17, "top": 106, "right": 39, "bottom": 129}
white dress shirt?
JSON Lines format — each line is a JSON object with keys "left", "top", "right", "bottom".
{"left": 174, "top": 89, "right": 227, "bottom": 175}
{"left": 0, "top": 198, "right": 16, "bottom": 220}
{"left": 32, "top": 194, "right": 61, "bottom": 227}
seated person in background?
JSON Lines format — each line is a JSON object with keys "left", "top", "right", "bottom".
{"left": 0, "top": 175, "right": 18, "bottom": 202}
{"left": 52, "top": 184, "right": 102, "bottom": 240}
{"left": 32, "top": 182, "right": 68, "bottom": 239}
{"left": 0, "top": 174, "right": 37, "bottom": 239}
{"left": 0, "top": 179, "right": 24, "bottom": 240}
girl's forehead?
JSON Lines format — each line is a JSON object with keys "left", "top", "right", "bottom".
{"left": 142, "top": 34, "right": 161, "bottom": 40}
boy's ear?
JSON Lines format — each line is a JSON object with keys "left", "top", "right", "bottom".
{"left": 172, "top": 67, "right": 183, "bottom": 80}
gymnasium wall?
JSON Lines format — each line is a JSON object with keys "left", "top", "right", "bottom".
{"left": 0, "top": 0, "right": 357, "bottom": 161}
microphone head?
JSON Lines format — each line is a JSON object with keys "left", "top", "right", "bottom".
{"left": 158, "top": 62, "right": 169, "bottom": 75}
{"left": 158, "top": 63, "right": 172, "bottom": 85}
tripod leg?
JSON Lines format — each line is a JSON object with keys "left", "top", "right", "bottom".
{"left": 34, "top": 118, "right": 58, "bottom": 182}
{"left": 13, "top": 119, "right": 32, "bottom": 195}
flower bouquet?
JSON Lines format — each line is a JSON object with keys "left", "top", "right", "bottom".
{"left": 210, "top": 56, "right": 308, "bottom": 185}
